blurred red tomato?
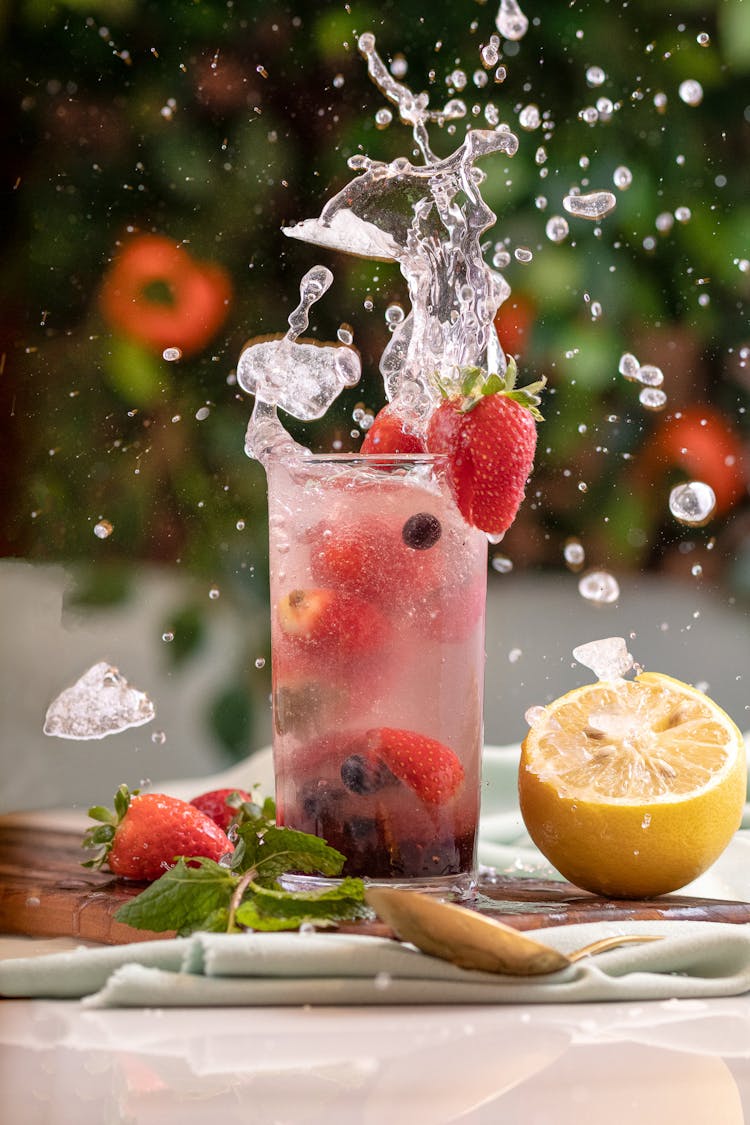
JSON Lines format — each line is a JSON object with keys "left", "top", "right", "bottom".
{"left": 99, "top": 234, "right": 232, "bottom": 357}
{"left": 645, "top": 406, "right": 746, "bottom": 515}
{"left": 493, "top": 294, "right": 535, "bottom": 357}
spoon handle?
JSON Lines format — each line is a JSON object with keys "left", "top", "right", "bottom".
{"left": 567, "top": 933, "right": 664, "bottom": 963}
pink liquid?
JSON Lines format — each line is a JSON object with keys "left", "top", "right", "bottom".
{"left": 267, "top": 453, "right": 487, "bottom": 890}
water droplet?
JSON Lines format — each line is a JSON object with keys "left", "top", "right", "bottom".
{"left": 585, "top": 65, "right": 606, "bottom": 87}
{"left": 93, "top": 519, "right": 113, "bottom": 539}
{"left": 655, "top": 211, "right": 674, "bottom": 233}
{"left": 669, "top": 481, "right": 717, "bottom": 526}
{"left": 508, "top": 647, "right": 522, "bottom": 663}
{"left": 563, "top": 190, "right": 617, "bottom": 220}
{"left": 254, "top": 657, "right": 266, "bottom": 669}
{"left": 496, "top": 0, "right": 529, "bottom": 41}
{"left": 545, "top": 215, "right": 569, "bottom": 243}
{"left": 208, "top": 586, "right": 220, "bottom": 600}
{"left": 636, "top": 364, "right": 664, "bottom": 387}
{"left": 195, "top": 405, "right": 211, "bottom": 421}
{"left": 385, "top": 303, "right": 405, "bottom": 326}
{"left": 337, "top": 323, "right": 354, "bottom": 345}
{"left": 151, "top": 730, "right": 166, "bottom": 745}
{"left": 691, "top": 564, "right": 703, "bottom": 577}
{"left": 162, "top": 346, "right": 182, "bottom": 362}
{"left": 639, "top": 387, "right": 668, "bottom": 411}
{"left": 390, "top": 54, "right": 408, "bottom": 79}
{"left": 491, "top": 554, "right": 513, "bottom": 573}
{"left": 697, "top": 32, "right": 710, "bottom": 47}
{"left": 613, "top": 165, "right": 632, "bottom": 190}
{"left": 674, "top": 206, "right": 692, "bottom": 223}
{"left": 480, "top": 36, "right": 500, "bottom": 68}
{"left": 514, "top": 246, "right": 533, "bottom": 263}
{"left": 678, "top": 79, "right": 703, "bottom": 107}
{"left": 654, "top": 91, "right": 668, "bottom": 112}
{"left": 519, "top": 103, "right": 540, "bottom": 130}
{"left": 618, "top": 352, "right": 640, "bottom": 380}
{"left": 375, "top": 107, "right": 393, "bottom": 129}
{"left": 235, "top": 519, "right": 246, "bottom": 531}
{"left": 578, "top": 569, "right": 620, "bottom": 605}
{"left": 524, "top": 704, "right": 547, "bottom": 728}
{"left": 564, "top": 538, "right": 585, "bottom": 570}
{"left": 473, "top": 68, "right": 489, "bottom": 89}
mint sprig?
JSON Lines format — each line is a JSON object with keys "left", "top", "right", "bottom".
{"left": 113, "top": 798, "right": 369, "bottom": 936}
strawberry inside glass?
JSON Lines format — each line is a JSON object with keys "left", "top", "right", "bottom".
{"left": 236, "top": 36, "right": 541, "bottom": 892}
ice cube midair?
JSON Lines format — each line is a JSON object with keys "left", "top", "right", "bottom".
{"left": 572, "top": 637, "right": 634, "bottom": 682}
{"left": 43, "top": 661, "right": 155, "bottom": 740}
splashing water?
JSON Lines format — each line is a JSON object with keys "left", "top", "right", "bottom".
{"left": 43, "top": 661, "right": 155, "bottom": 740}
{"left": 573, "top": 637, "right": 634, "bottom": 682}
{"left": 237, "top": 266, "right": 361, "bottom": 463}
{"left": 244, "top": 31, "right": 520, "bottom": 459}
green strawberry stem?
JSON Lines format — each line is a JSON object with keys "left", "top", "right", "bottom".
{"left": 82, "top": 783, "right": 138, "bottom": 869}
{"left": 435, "top": 359, "right": 546, "bottom": 421}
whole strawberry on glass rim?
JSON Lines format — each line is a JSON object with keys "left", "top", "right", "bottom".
{"left": 425, "top": 359, "right": 545, "bottom": 537}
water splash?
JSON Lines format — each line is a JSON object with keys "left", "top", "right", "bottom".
{"left": 563, "top": 190, "right": 617, "bottom": 220}
{"left": 281, "top": 33, "right": 519, "bottom": 426}
{"left": 237, "top": 266, "right": 361, "bottom": 463}
{"left": 496, "top": 0, "right": 529, "bottom": 41}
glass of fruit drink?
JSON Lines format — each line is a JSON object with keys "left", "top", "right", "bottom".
{"left": 267, "top": 451, "right": 488, "bottom": 894}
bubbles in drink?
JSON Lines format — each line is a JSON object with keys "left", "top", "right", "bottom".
{"left": 585, "top": 66, "right": 606, "bottom": 87}
{"left": 678, "top": 79, "right": 703, "bottom": 107}
{"left": 669, "top": 481, "right": 717, "bottom": 526}
{"left": 564, "top": 538, "right": 585, "bottom": 571}
{"left": 496, "top": 0, "right": 529, "bottom": 41}
{"left": 93, "top": 519, "right": 113, "bottom": 539}
{"left": 43, "top": 661, "right": 155, "bottom": 740}
{"left": 613, "top": 165, "right": 632, "bottom": 190}
{"left": 639, "top": 387, "right": 668, "bottom": 411}
{"left": 519, "top": 104, "right": 540, "bottom": 130}
{"left": 618, "top": 353, "right": 640, "bottom": 379}
{"left": 573, "top": 636, "right": 633, "bottom": 681}
{"left": 578, "top": 570, "right": 620, "bottom": 605}
{"left": 545, "top": 215, "right": 569, "bottom": 243}
{"left": 563, "top": 191, "right": 617, "bottom": 220}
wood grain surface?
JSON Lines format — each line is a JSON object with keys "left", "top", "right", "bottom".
{"left": 2, "top": 820, "right": 750, "bottom": 945}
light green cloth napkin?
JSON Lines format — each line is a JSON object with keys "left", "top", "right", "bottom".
{"left": 2, "top": 742, "right": 748, "bottom": 1007}
{"left": 2, "top": 923, "right": 750, "bottom": 1006}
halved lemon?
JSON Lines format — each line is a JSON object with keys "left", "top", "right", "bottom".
{"left": 518, "top": 672, "right": 746, "bottom": 898}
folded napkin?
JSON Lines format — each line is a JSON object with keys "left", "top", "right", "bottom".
{"left": 2, "top": 923, "right": 750, "bottom": 1007}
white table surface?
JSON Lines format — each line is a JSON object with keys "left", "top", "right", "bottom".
{"left": 1, "top": 933, "right": 749, "bottom": 1124}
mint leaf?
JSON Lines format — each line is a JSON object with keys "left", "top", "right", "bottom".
{"left": 115, "top": 857, "right": 238, "bottom": 936}
{"left": 233, "top": 903, "right": 315, "bottom": 932}
{"left": 236, "top": 878, "right": 368, "bottom": 930}
{"left": 252, "top": 826, "right": 347, "bottom": 884}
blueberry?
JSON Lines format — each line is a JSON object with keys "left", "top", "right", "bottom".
{"left": 402, "top": 512, "right": 442, "bottom": 551}
{"left": 340, "top": 754, "right": 396, "bottom": 795}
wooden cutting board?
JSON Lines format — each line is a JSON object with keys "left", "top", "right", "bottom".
{"left": 2, "top": 818, "right": 750, "bottom": 945}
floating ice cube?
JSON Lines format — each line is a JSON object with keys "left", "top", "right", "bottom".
{"left": 43, "top": 661, "right": 155, "bottom": 740}
{"left": 573, "top": 637, "right": 634, "bottom": 681}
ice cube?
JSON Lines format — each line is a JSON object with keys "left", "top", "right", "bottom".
{"left": 43, "top": 661, "right": 155, "bottom": 740}
{"left": 572, "top": 637, "right": 634, "bottom": 682}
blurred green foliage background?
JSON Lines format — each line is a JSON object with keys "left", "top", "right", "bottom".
{"left": 1, "top": 0, "right": 748, "bottom": 757}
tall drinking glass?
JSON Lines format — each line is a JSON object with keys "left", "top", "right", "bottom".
{"left": 266, "top": 451, "right": 487, "bottom": 895}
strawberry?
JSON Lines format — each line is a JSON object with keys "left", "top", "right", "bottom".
{"left": 276, "top": 587, "right": 388, "bottom": 655}
{"left": 190, "top": 787, "right": 253, "bottom": 831}
{"left": 363, "top": 727, "right": 464, "bottom": 805}
{"left": 426, "top": 361, "right": 544, "bottom": 536}
{"left": 309, "top": 517, "right": 440, "bottom": 604}
{"left": 360, "top": 404, "right": 427, "bottom": 454}
{"left": 83, "top": 785, "right": 233, "bottom": 881}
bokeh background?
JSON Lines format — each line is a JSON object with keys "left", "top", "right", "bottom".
{"left": 2, "top": 0, "right": 749, "bottom": 807}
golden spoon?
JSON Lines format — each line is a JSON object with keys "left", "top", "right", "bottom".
{"left": 365, "top": 887, "right": 662, "bottom": 976}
